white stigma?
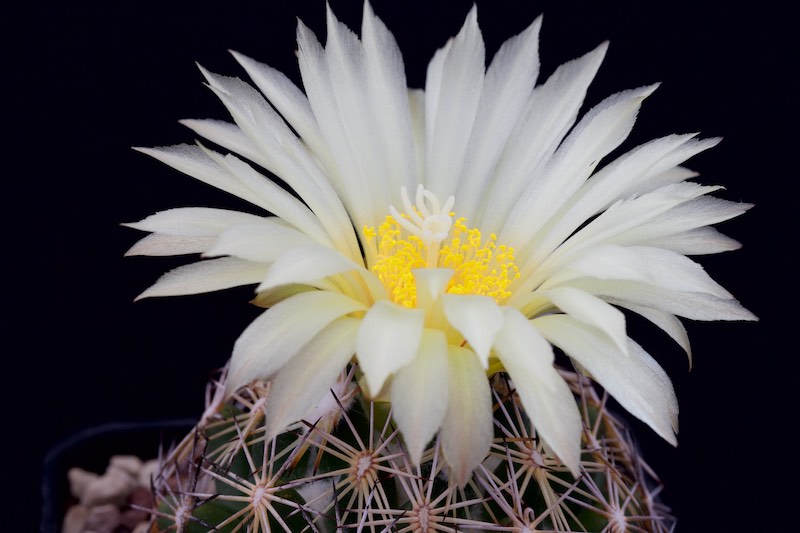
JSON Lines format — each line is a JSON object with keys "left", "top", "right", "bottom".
{"left": 389, "top": 185, "right": 455, "bottom": 267}
{"left": 390, "top": 185, "right": 455, "bottom": 246}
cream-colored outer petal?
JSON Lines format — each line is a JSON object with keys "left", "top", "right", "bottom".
{"left": 361, "top": 1, "right": 418, "bottom": 193}
{"left": 136, "top": 257, "right": 268, "bottom": 300}
{"left": 566, "top": 278, "right": 756, "bottom": 322}
{"left": 493, "top": 307, "right": 582, "bottom": 476}
{"left": 534, "top": 314, "right": 679, "bottom": 445}
{"left": 545, "top": 244, "right": 734, "bottom": 299}
{"left": 441, "top": 294, "right": 504, "bottom": 367}
{"left": 413, "top": 268, "right": 454, "bottom": 311}
{"left": 125, "top": 233, "right": 216, "bottom": 257}
{"left": 256, "top": 244, "right": 362, "bottom": 293}
{"left": 610, "top": 300, "right": 692, "bottom": 365}
{"left": 229, "top": 50, "right": 330, "bottom": 166}
{"left": 264, "top": 317, "right": 360, "bottom": 443}
{"left": 424, "top": 5, "right": 485, "bottom": 199}
{"left": 227, "top": 291, "right": 366, "bottom": 394}
{"left": 522, "top": 134, "right": 718, "bottom": 264}
{"left": 500, "top": 84, "right": 658, "bottom": 250}
{"left": 204, "top": 222, "right": 316, "bottom": 263}
{"left": 642, "top": 226, "right": 743, "bottom": 256}
{"left": 133, "top": 145, "right": 272, "bottom": 212}
{"left": 456, "top": 15, "right": 542, "bottom": 220}
{"left": 479, "top": 42, "right": 607, "bottom": 235}
{"left": 390, "top": 328, "right": 450, "bottom": 466}
{"left": 541, "top": 287, "right": 627, "bottom": 354}
{"left": 123, "top": 207, "right": 267, "bottom": 236}
{"left": 198, "top": 64, "right": 359, "bottom": 257}
{"left": 356, "top": 300, "right": 425, "bottom": 396}
{"left": 441, "top": 345, "right": 493, "bottom": 487}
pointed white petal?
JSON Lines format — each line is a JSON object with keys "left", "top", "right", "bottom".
{"left": 296, "top": 18, "right": 378, "bottom": 230}
{"left": 227, "top": 291, "right": 366, "bottom": 394}
{"left": 516, "top": 183, "right": 719, "bottom": 287}
{"left": 534, "top": 314, "right": 679, "bottom": 445}
{"left": 264, "top": 317, "right": 359, "bottom": 442}
{"left": 133, "top": 145, "right": 270, "bottom": 210}
{"left": 205, "top": 222, "right": 315, "bottom": 263}
{"left": 515, "top": 184, "right": 738, "bottom": 293}
{"left": 230, "top": 50, "right": 330, "bottom": 164}
{"left": 199, "top": 150, "right": 335, "bottom": 249}
{"left": 200, "top": 65, "right": 361, "bottom": 259}
{"left": 556, "top": 184, "right": 750, "bottom": 262}
{"left": 457, "top": 16, "right": 542, "bottom": 219}
{"left": 413, "top": 268, "right": 454, "bottom": 311}
{"left": 522, "top": 134, "right": 707, "bottom": 261}
{"left": 356, "top": 300, "right": 425, "bottom": 395}
{"left": 441, "top": 294, "right": 504, "bottom": 367}
{"left": 198, "top": 65, "right": 301, "bottom": 171}
{"left": 441, "top": 345, "right": 493, "bottom": 486}
{"left": 125, "top": 234, "right": 216, "bottom": 257}
{"left": 624, "top": 137, "right": 721, "bottom": 196}
{"left": 423, "top": 41, "right": 449, "bottom": 144}
{"left": 640, "top": 227, "right": 743, "bottom": 255}
{"left": 566, "top": 278, "right": 758, "bottom": 322}
{"left": 323, "top": 4, "right": 391, "bottom": 221}
{"left": 614, "top": 194, "right": 754, "bottom": 247}
{"left": 493, "top": 308, "right": 582, "bottom": 475}
{"left": 546, "top": 245, "right": 734, "bottom": 299}
{"left": 611, "top": 301, "right": 692, "bottom": 365}
{"left": 390, "top": 328, "right": 449, "bottom": 465}
{"left": 136, "top": 258, "right": 267, "bottom": 300}
{"left": 361, "top": 1, "right": 417, "bottom": 190}
{"left": 542, "top": 287, "right": 627, "bottom": 354}
{"left": 585, "top": 135, "right": 717, "bottom": 206}
{"left": 250, "top": 284, "right": 313, "bottom": 309}
{"left": 501, "top": 84, "right": 659, "bottom": 249}
{"left": 425, "top": 6, "right": 485, "bottom": 198}
{"left": 407, "top": 88, "right": 426, "bottom": 179}
{"left": 124, "top": 208, "right": 268, "bottom": 236}
{"left": 632, "top": 165, "right": 699, "bottom": 194}
{"left": 479, "top": 42, "right": 607, "bottom": 233}
{"left": 138, "top": 143, "right": 351, "bottom": 259}
{"left": 256, "top": 245, "right": 362, "bottom": 292}
{"left": 179, "top": 119, "right": 262, "bottom": 164}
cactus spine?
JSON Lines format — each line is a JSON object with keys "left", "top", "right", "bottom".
{"left": 144, "top": 366, "right": 674, "bottom": 532}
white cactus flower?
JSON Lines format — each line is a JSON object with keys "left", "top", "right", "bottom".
{"left": 126, "top": 1, "right": 756, "bottom": 484}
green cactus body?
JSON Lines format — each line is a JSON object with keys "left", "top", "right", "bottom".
{"left": 145, "top": 367, "right": 674, "bottom": 532}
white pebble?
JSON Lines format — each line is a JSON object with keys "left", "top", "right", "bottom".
{"left": 109, "top": 455, "right": 143, "bottom": 476}
{"left": 81, "top": 468, "right": 138, "bottom": 507}
{"left": 67, "top": 468, "right": 99, "bottom": 500}
{"left": 61, "top": 504, "right": 88, "bottom": 533}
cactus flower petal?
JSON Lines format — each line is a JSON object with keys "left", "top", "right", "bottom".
{"left": 228, "top": 291, "right": 367, "bottom": 393}
{"left": 494, "top": 307, "right": 583, "bottom": 475}
{"left": 535, "top": 314, "right": 679, "bottom": 445}
{"left": 390, "top": 328, "right": 450, "bottom": 465}
{"left": 441, "top": 345, "right": 493, "bottom": 487}
{"left": 442, "top": 294, "right": 504, "bottom": 368}
{"left": 356, "top": 300, "right": 425, "bottom": 396}
{"left": 263, "top": 317, "right": 360, "bottom": 443}
{"left": 540, "top": 287, "right": 628, "bottom": 354}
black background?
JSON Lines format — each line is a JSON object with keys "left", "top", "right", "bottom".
{"left": 14, "top": 0, "right": 794, "bottom": 530}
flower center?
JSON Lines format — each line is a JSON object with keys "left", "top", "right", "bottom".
{"left": 364, "top": 185, "right": 519, "bottom": 308}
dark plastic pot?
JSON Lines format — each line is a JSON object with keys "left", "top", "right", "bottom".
{"left": 41, "top": 419, "right": 196, "bottom": 533}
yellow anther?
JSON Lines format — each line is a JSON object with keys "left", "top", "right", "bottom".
{"left": 364, "top": 191, "right": 519, "bottom": 308}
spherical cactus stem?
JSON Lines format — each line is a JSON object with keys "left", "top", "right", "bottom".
{"left": 144, "top": 366, "right": 675, "bottom": 532}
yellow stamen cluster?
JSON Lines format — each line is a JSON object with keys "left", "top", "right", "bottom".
{"left": 441, "top": 218, "right": 519, "bottom": 301}
{"left": 365, "top": 216, "right": 520, "bottom": 308}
